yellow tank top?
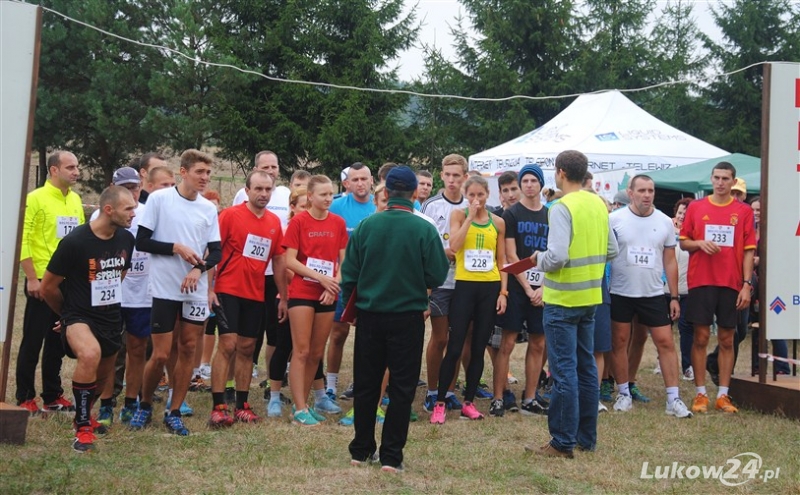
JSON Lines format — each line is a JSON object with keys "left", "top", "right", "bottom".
{"left": 455, "top": 212, "right": 501, "bottom": 282}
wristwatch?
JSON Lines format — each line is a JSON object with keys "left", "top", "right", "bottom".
{"left": 670, "top": 296, "right": 679, "bottom": 301}
{"left": 743, "top": 280, "right": 752, "bottom": 285}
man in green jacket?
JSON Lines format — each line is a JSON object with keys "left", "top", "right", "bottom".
{"left": 342, "top": 166, "right": 448, "bottom": 474}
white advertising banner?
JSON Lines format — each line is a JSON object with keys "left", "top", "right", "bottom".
{"left": 764, "top": 62, "right": 800, "bottom": 341}
{"left": 0, "top": 1, "right": 39, "bottom": 342}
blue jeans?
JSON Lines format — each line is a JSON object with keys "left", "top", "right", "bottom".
{"left": 543, "top": 304, "right": 599, "bottom": 452}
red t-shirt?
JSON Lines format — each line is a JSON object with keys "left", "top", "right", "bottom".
{"left": 679, "top": 197, "right": 756, "bottom": 292}
{"left": 214, "top": 203, "right": 285, "bottom": 302}
{"left": 282, "top": 210, "right": 348, "bottom": 300}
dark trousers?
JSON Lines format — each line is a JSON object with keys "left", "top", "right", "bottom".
{"left": 677, "top": 296, "right": 693, "bottom": 372}
{"left": 15, "top": 282, "right": 65, "bottom": 403}
{"left": 349, "top": 310, "right": 425, "bottom": 468}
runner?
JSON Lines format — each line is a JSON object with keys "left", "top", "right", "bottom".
{"left": 207, "top": 170, "right": 287, "bottom": 426}
{"left": 282, "top": 175, "right": 348, "bottom": 426}
{"left": 607, "top": 175, "right": 692, "bottom": 418}
{"left": 421, "top": 154, "right": 468, "bottom": 413}
{"left": 679, "top": 161, "right": 755, "bottom": 414}
{"left": 39, "top": 186, "right": 136, "bottom": 452}
{"left": 130, "top": 149, "right": 222, "bottom": 435}
{"left": 431, "top": 176, "right": 507, "bottom": 424}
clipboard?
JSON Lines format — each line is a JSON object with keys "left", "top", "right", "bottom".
{"left": 340, "top": 288, "right": 357, "bottom": 324}
{"left": 501, "top": 257, "right": 535, "bottom": 275}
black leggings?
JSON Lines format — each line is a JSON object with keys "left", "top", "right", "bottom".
{"left": 437, "top": 280, "right": 500, "bottom": 402}
{"left": 268, "top": 309, "right": 324, "bottom": 383}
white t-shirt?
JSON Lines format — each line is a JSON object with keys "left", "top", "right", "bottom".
{"left": 91, "top": 203, "right": 152, "bottom": 308}
{"left": 233, "top": 185, "right": 291, "bottom": 228}
{"left": 414, "top": 209, "right": 437, "bottom": 227}
{"left": 609, "top": 207, "right": 676, "bottom": 298}
{"left": 421, "top": 193, "right": 467, "bottom": 290}
{"left": 138, "top": 187, "right": 221, "bottom": 302}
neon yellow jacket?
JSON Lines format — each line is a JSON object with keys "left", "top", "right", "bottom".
{"left": 20, "top": 180, "right": 85, "bottom": 279}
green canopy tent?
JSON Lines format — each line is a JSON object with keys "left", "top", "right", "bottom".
{"left": 647, "top": 153, "right": 761, "bottom": 195}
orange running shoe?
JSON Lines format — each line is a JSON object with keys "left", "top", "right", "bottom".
{"left": 715, "top": 394, "right": 738, "bottom": 413}
{"left": 208, "top": 404, "right": 235, "bottom": 428}
{"left": 691, "top": 393, "right": 709, "bottom": 414}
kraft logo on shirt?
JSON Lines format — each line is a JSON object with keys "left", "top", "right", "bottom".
{"left": 308, "top": 231, "right": 334, "bottom": 238}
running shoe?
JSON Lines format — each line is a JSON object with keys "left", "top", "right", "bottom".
{"left": 410, "top": 409, "right": 418, "bottom": 422}
{"left": 252, "top": 364, "right": 259, "bottom": 379}
{"left": 339, "top": 383, "right": 355, "bottom": 401}
{"left": 267, "top": 399, "right": 283, "bottom": 418}
{"left": 157, "top": 373, "right": 169, "bottom": 391}
{"left": 189, "top": 375, "right": 210, "bottom": 392}
{"left": 423, "top": 394, "right": 437, "bottom": 413}
{"left": 293, "top": 408, "right": 320, "bottom": 426}
{"left": 444, "top": 394, "right": 463, "bottom": 411}
{"left": 430, "top": 403, "right": 446, "bottom": 424}
{"left": 629, "top": 384, "right": 651, "bottom": 403}
{"left": 43, "top": 394, "right": 75, "bottom": 412}
{"left": 164, "top": 414, "right": 190, "bottom": 435}
{"left": 503, "top": 389, "right": 519, "bottom": 412}
{"left": 521, "top": 399, "right": 548, "bottom": 416}
{"left": 198, "top": 363, "right": 211, "bottom": 380}
{"left": 308, "top": 406, "right": 326, "bottom": 423}
{"left": 691, "top": 393, "right": 709, "bottom": 414}
{"left": 534, "top": 390, "right": 550, "bottom": 408}
{"left": 129, "top": 407, "right": 153, "bottom": 430}
{"left": 666, "top": 398, "right": 693, "bottom": 418}
{"left": 715, "top": 394, "right": 738, "bottom": 413}
{"left": 460, "top": 401, "right": 484, "bottom": 420}
{"left": 682, "top": 366, "right": 695, "bottom": 381}
{"left": 119, "top": 404, "right": 136, "bottom": 424}
{"left": 18, "top": 399, "right": 41, "bottom": 415}
{"left": 351, "top": 452, "right": 379, "bottom": 467}
{"left": 280, "top": 393, "right": 292, "bottom": 405}
{"left": 165, "top": 399, "right": 194, "bottom": 417}
{"left": 208, "top": 404, "right": 235, "bottom": 427}
{"left": 315, "top": 395, "right": 342, "bottom": 414}
{"left": 507, "top": 372, "right": 519, "bottom": 385}
{"left": 489, "top": 398, "right": 504, "bottom": 417}
{"left": 325, "top": 388, "right": 338, "bottom": 403}
{"left": 376, "top": 407, "right": 386, "bottom": 424}
{"left": 381, "top": 464, "right": 405, "bottom": 474}
{"left": 417, "top": 379, "right": 427, "bottom": 388}
{"left": 525, "top": 442, "right": 574, "bottom": 459}
{"left": 613, "top": 394, "right": 633, "bottom": 412}
{"left": 381, "top": 396, "right": 390, "bottom": 407}
{"left": 338, "top": 408, "right": 354, "bottom": 426}
{"left": 471, "top": 386, "right": 493, "bottom": 400}
{"left": 599, "top": 380, "right": 613, "bottom": 402}
{"left": 90, "top": 416, "right": 109, "bottom": 436}
{"left": 653, "top": 362, "right": 662, "bottom": 374}
{"left": 97, "top": 405, "right": 114, "bottom": 428}
{"left": 235, "top": 403, "right": 262, "bottom": 423}
{"left": 72, "top": 426, "right": 95, "bottom": 454}
{"left": 598, "top": 402, "right": 608, "bottom": 413}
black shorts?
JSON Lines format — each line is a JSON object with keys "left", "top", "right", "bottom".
{"left": 61, "top": 319, "right": 122, "bottom": 359}
{"left": 610, "top": 294, "right": 671, "bottom": 328}
{"left": 288, "top": 298, "right": 336, "bottom": 313}
{"left": 685, "top": 286, "right": 738, "bottom": 328}
{"left": 151, "top": 297, "right": 207, "bottom": 334}
{"left": 429, "top": 288, "right": 454, "bottom": 318}
{"left": 264, "top": 275, "right": 280, "bottom": 345}
{"left": 503, "top": 289, "right": 544, "bottom": 334}
{"left": 217, "top": 293, "right": 265, "bottom": 339}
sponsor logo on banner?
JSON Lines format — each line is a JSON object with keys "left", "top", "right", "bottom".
{"left": 769, "top": 297, "right": 786, "bottom": 315}
{"left": 595, "top": 132, "right": 619, "bottom": 141}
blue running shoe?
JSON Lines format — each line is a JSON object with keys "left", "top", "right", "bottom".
{"left": 473, "top": 387, "right": 493, "bottom": 400}
{"left": 535, "top": 390, "right": 550, "bottom": 408}
{"left": 267, "top": 399, "right": 283, "bottom": 418}
{"left": 423, "top": 394, "right": 437, "bottom": 413}
{"left": 97, "top": 405, "right": 114, "bottom": 428}
{"left": 376, "top": 408, "right": 385, "bottom": 424}
{"left": 308, "top": 407, "right": 326, "bottom": 422}
{"left": 164, "top": 414, "right": 190, "bottom": 436}
{"left": 381, "top": 396, "right": 390, "bottom": 407}
{"left": 119, "top": 405, "right": 136, "bottom": 424}
{"left": 326, "top": 388, "right": 338, "bottom": 403}
{"left": 599, "top": 380, "right": 613, "bottom": 402}
{"left": 338, "top": 408, "right": 354, "bottom": 426}
{"left": 445, "top": 394, "right": 463, "bottom": 411}
{"left": 630, "top": 384, "right": 651, "bottom": 403}
{"left": 315, "top": 395, "right": 342, "bottom": 414}
{"left": 503, "top": 390, "right": 519, "bottom": 412}
{"left": 165, "top": 399, "right": 194, "bottom": 417}
{"left": 129, "top": 407, "right": 153, "bottom": 430}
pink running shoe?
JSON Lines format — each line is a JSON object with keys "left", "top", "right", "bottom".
{"left": 460, "top": 401, "right": 484, "bottom": 420}
{"left": 430, "top": 402, "right": 446, "bottom": 424}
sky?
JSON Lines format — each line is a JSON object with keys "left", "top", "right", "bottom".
{"left": 395, "top": 0, "right": 729, "bottom": 82}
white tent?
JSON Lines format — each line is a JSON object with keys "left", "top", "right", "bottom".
{"left": 470, "top": 91, "right": 728, "bottom": 187}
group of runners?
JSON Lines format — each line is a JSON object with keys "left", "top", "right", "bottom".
{"left": 16, "top": 148, "right": 757, "bottom": 465}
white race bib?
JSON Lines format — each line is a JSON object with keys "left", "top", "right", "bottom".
{"left": 705, "top": 224, "right": 734, "bottom": 247}
{"left": 627, "top": 247, "right": 656, "bottom": 268}
{"left": 303, "top": 257, "right": 334, "bottom": 282}
{"left": 243, "top": 234, "right": 271, "bottom": 262}
{"left": 523, "top": 268, "right": 544, "bottom": 286}
{"left": 182, "top": 301, "right": 209, "bottom": 322}
{"left": 56, "top": 216, "right": 79, "bottom": 239}
{"left": 91, "top": 278, "right": 121, "bottom": 307}
{"left": 129, "top": 251, "right": 149, "bottom": 276}
{"left": 465, "top": 249, "right": 494, "bottom": 272}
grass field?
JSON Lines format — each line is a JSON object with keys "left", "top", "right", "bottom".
{"left": 1, "top": 279, "right": 798, "bottom": 494}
